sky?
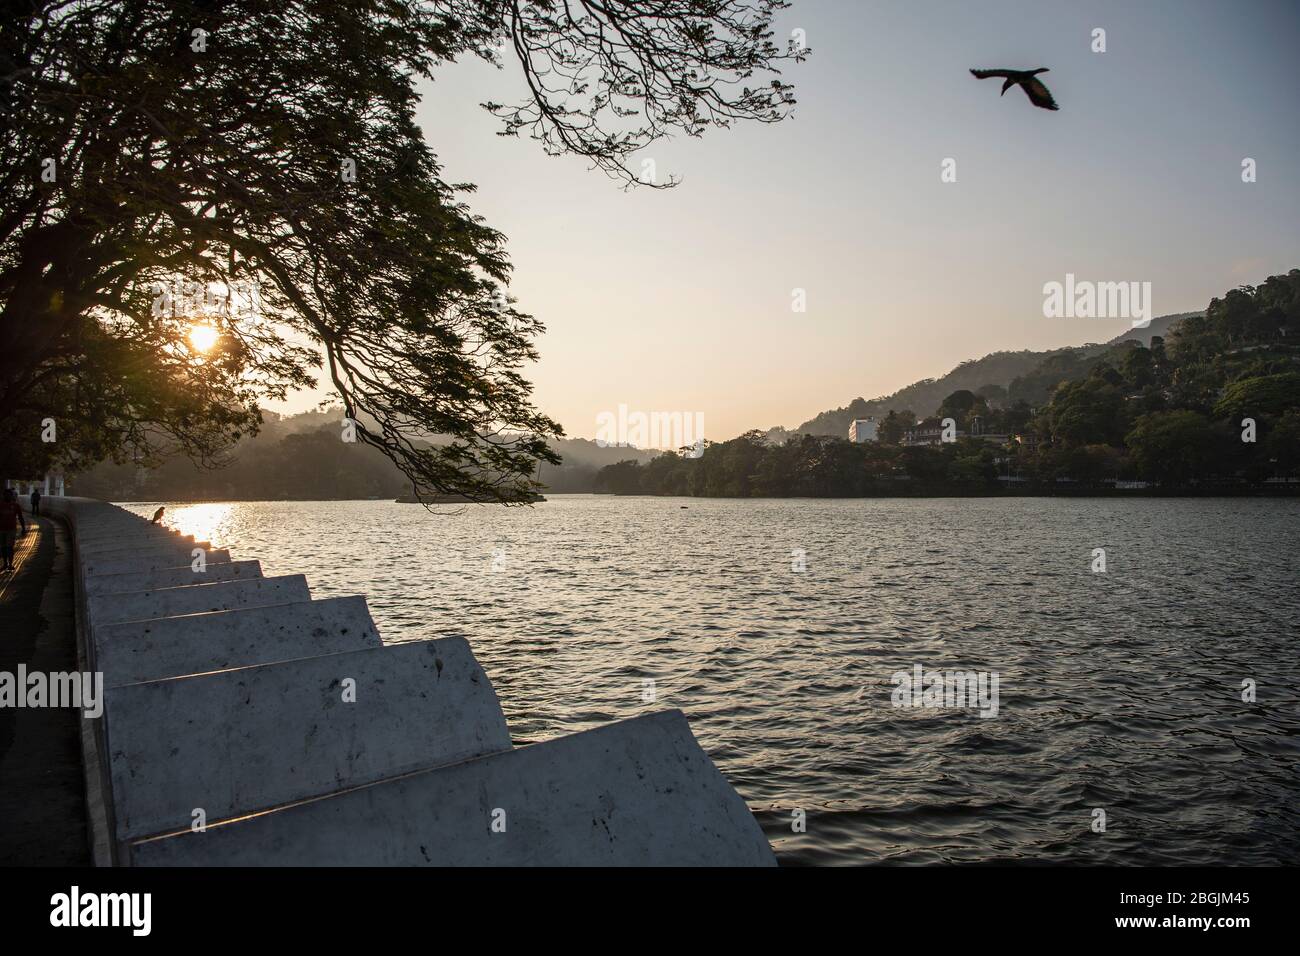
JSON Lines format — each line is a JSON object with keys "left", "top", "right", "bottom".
{"left": 277, "top": 0, "right": 1300, "bottom": 444}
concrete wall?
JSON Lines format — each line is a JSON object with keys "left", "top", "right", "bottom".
{"left": 39, "top": 496, "right": 775, "bottom": 866}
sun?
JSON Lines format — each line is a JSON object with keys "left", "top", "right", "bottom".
{"left": 188, "top": 323, "right": 219, "bottom": 353}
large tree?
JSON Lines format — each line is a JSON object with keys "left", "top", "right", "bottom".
{"left": 1, "top": 0, "right": 801, "bottom": 501}
{"left": 1125, "top": 410, "right": 1222, "bottom": 485}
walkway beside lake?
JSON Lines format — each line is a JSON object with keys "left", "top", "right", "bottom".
{"left": 0, "top": 514, "right": 90, "bottom": 865}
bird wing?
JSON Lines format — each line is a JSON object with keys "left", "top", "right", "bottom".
{"left": 970, "top": 68, "right": 1013, "bottom": 80}
{"left": 1022, "top": 76, "right": 1059, "bottom": 110}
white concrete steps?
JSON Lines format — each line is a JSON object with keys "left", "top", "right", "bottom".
{"left": 85, "top": 559, "right": 263, "bottom": 597}
{"left": 127, "top": 711, "right": 776, "bottom": 866}
{"left": 39, "top": 496, "right": 776, "bottom": 866}
{"left": 106, "top": 638, "right": 512, "bottom": 841}
{"left": 76, "top": 525, "right": 203, "bottom": 543}
{"left": 87, "top": 573, "right": 311, "bottom": 626}
{"left": 85, "top": 548, "right": 232, "bottom": 577}
{"left": 78, "top": 535, "right": 210, "bottom": 554}
{"left": 96, "top": 595, "right": 376, "bottom": 687}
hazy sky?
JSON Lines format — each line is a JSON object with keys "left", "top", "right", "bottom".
{"left": 279, "top": 0, "right": 1300, "bottom": 444}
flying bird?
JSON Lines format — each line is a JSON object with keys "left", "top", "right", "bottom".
{"left": 151, "top": 506, "right": 165, "bottom": 524}
{"left": 970, "top": 68, "right": 1059, "bottom": 110}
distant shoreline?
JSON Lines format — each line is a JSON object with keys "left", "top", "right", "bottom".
{"left": 595, "top": 487, "right": 1300, "bottom": 500}
{"left": 107, "top": 487, "right": 1300, "bottom": 505}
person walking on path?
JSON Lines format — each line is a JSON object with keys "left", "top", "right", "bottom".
{"left": 30, "top": 488, "right": 41, "bottom": 516}
{"left": 1, "top": 489, "right": 27, "bottom": 572}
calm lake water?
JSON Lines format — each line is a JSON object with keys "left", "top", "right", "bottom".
{"left": 120, "top": 495, "right": 1300, "bottom": 865}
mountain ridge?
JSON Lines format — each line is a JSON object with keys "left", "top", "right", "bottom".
{"left": 778, "top": 312, "right": 1200, "bottom": 439}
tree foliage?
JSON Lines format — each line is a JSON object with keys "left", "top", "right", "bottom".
{"left": 1, "top": 0, "right": 802, "bottom": 500}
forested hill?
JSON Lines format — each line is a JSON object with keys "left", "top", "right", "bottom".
{"left": 1106, "top": 311, "right": 1199, "bottom": 347}
{"left": 789, "top": 312, "right": 1199, "bottom": 439}
{"left": 70, "top": 416, "right": 656, "bottom": 501}
{"left": 595, "top": 271, "right": 1300, "bottom": 498}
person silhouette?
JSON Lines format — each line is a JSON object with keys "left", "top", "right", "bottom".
{"left": 1, "top": 489, "right": 28, "bottom": 572}
{"left": 30, "top": 487, "right": 41, "bottom": 515}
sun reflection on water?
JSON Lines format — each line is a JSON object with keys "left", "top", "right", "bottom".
{"left": 160, "top": 502, "right": 234, "bottom": 548}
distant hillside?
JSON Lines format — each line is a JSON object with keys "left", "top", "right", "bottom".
{"left": 598, "top": 268, "right": 1300, "bottom": 498}
{"left": 790, "top": 312, "right": 1201, "bottom": 437}
{"left": 71, "top": 408, "right": 662, "bottom": 499}
{"left": 791, "top": 347, "right": 1091, "bottom": 437}
{"left": 535, "top": 437, "right": 657, "bottom": 492}
{"left": 1106, "top": 311, "right": 1198, "bottom": 347}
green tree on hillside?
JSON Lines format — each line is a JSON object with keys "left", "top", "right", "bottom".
{"left": 877, "top": 410, "right": 907, "bottom": 445}
{"left": 1213, "top": 372, "right": 1300, "bottom": 420}
{"left": 937, "top": 389, "right": 987, "bottom": 428}
{"left": 1266, "top": 411, "right": 1300, "bottom": 476}
{"left": 1126, "top": 411, "right": 1222, "bottom": 485}
{"left": 1035, "top": 371, "right": 1127, "bottom": 447}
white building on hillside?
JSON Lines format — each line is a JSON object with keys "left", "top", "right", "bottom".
{"left": 849, "top": 418, "right": 878, "bottom": 443}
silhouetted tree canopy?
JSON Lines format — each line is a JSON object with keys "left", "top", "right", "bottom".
{"left": 1, "top": 0, "right": 802, "bottom": 500}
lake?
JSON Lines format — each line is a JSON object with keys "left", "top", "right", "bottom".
{"left": 119, "top": 495, "right": 1300, "bottom": 865}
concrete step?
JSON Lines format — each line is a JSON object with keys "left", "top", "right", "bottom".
{"left": 85, "top": 560, "right": 263, "bottom": 598}
{"left": 97, "top": 595, "right": 380, "bottom": 687}
{"left": 106, "top": 638, "right": 512, "bottom": 841}
{"left": 76, "top": 523, "right": 181, "bottom": 539}
{"left": 84, "top": 549, "right": 232, "bottom": 578}
{"left": 74, "top": 515, "right": 165, "bottom": 528}
{"left": 126, "top": 711, "right": 776, "bottom": 866}
{"left": 76, "top": 532, "right": 202, "bottom": 552}
{"left": 87, "top": 574, "right": 311, "bottom": 627}
{"left": 79, "top": 540, "right": 212, "bottom": 560}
